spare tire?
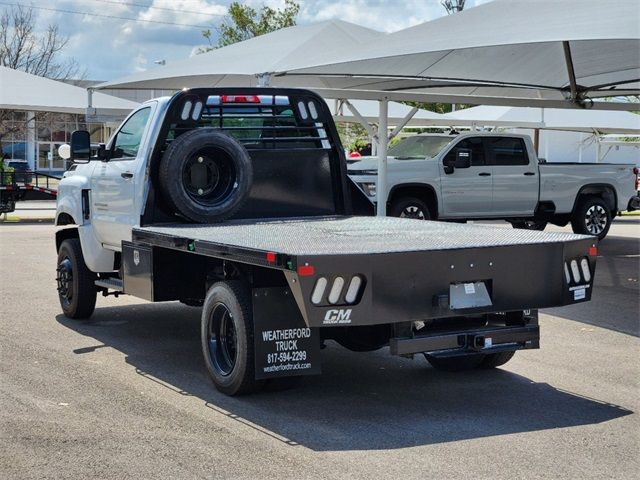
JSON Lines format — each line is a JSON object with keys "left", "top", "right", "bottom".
{"left": 159, "top": 128, "right": 253, "bottom": 223}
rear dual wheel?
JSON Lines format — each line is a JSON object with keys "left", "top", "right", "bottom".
{"left": 201, "top": 281, "right": 262, "bottom": 396}
{"left": 201, "top": 281, "right": 299, "bottom": 395}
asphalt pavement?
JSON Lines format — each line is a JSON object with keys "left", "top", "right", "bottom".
{"left": 0, "top": 218, "right": 638, "bottom": 479}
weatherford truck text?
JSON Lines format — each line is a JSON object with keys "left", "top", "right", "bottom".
{"left": 348, "top": 133, "right": 640, "bottom": 239}
{"left": 55, "top": 88, "right": 599, "bottom": 395}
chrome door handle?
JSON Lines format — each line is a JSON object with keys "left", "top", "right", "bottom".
{"left": 523, "top": 172, "right": 535, "bottom": 176}
{"left": 478, "top": 172, "right": 491, "bottom": 176}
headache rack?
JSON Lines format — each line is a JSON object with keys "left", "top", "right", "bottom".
{"left": 142, "top": 88, "right": 352, "bottom": 225}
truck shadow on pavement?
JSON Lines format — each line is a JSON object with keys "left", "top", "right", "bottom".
{"left": 56, "top": 304, "right": 632, "bottom": 452}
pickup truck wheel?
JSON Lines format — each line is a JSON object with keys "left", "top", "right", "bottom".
{"left": 159, "top": 128, "right": 253, "bottom": 223}
{"left": 390, "top": 197, "right": 431, "bottom": 220}
{"left": 424, "top": 353, "right": 485, "bottom": 371}
{"left": 56, "top": 238, "right": 97, "bottom": 319}
{"left": 480, "top": 351, "right": 515, "bottom": 369}
{"left": 571, "top": 196, "right": 611, "bottom": 240}
{"left": 201, "top": 281, "right": 263, "bottom": 395}
{"left": 511, "top": 220, "right": 547, "bottom": 231}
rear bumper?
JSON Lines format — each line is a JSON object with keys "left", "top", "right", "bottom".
{"left": 287, "top": 236, "right": 596, "bottom": 328}
{"left": 627, "top": 195, "right": 640, "bottom": 212}
{"left": 390, "top": 324, "right": 539, "bottom": 357}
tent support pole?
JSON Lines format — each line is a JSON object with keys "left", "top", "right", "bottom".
{"left": 388, "top": 106, "right": 419, "bottom": 141}
{"left": 533, "top": 128, "right": 540, "bottom": 154}
{"left": 343, "top": 99, "right": 377, "bottom": 140}
{"left": 377, "top": 97, "right": 389, "bottom": 217}
{"left": 562, "top": 41, "right": 580, "bottom": 104}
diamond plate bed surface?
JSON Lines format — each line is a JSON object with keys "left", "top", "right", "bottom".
{"left": 136, "top": 216, "right": 589, "bottom": 256}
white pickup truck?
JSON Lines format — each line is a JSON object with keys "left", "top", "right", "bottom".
{"left": 348, "top": 133, "right": 640, "bottom": 239}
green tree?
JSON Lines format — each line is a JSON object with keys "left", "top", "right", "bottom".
{"left": 200, "top": 0, "right": 300, "bottom": 52}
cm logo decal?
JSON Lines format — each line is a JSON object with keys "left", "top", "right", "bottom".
{"left": 323, "top": 309, "right": 352, "bottom": 324}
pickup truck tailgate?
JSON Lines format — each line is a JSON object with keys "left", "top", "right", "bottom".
{"left": 133, "top": 216, "right": 597, "bottom": 327}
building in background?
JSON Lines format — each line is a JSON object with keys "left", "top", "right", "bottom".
{"left": 0, "top": 67, "right": 139, "bottom": 174}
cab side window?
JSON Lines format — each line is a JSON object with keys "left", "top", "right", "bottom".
{"left": 487, "top": 137, "right": 528, "bottom": 166}
{"left": 444, "top": 137, "right": 486, "bottom": 166}
{"left": 111, "top": 107, "right": 151, "bottom": 160}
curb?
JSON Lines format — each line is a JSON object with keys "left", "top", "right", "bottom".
{"left": 1, "top": 216, "right": 55, "bottom": 224}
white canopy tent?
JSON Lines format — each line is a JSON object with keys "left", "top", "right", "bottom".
{"left": 333, "top": 99, "right": 446, "bottom": 128}
{"left": 441, "top": 106, "right": 640, "bottom": 135}
{"left": 95, "top": 20, "right": 383, "bottom": 91}
{"left": 0, "top": 66, "right": 138, "bottom": 116}
{"left": 275, "top": 0, "right": 639, "bottom": 214}
{"left": 277, "top": 0, "right": 640, "bottom": 105}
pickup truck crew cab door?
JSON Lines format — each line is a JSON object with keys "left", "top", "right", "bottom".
{"left": 440, "top": 137, "right": 493, "bottom": 217}
{"left": 487, "top": 137, "right": 539, "bottom": 216}
{"left": 92, "top": 106, "right": 152, "bottom": 248}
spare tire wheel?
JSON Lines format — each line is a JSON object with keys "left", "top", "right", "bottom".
{"left": 159, "top": 128, "right": 253, "bottom": 223}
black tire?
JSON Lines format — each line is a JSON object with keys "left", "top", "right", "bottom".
{"left": 201, "top": 281, "right": 263, "bottom": 395}
{"left": 511, "top": 220, "right": 547, "bottom": 231}
{"left": 56, "top": 238, "right": 97, "bottom": 319}
{"left": 571, "top": 196, "right": 612, "bottom": 240}
{"left": 389, "top": 196, "right": 432, "bottom": 220}
{"left": 159, "top": 128, "right": 253, "bottom": 223}
{"left": 425, "top": 353, "right": 485, "bottom": 372}
{"left": 480, "top": 351, "right": 515, "bottom": 369}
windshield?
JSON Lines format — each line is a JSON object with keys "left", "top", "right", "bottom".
{"left": 388, "top": 136, "right": 453, "bottom": 159}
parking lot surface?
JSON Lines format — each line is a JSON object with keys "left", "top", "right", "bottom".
{"left": 1, "top": 218, "right": 638, "bottom": 479}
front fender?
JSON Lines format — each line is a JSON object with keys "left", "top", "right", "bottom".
{"left": 55, "top": 173, "right": 91, "bottom": 226}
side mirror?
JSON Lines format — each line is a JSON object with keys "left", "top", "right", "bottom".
{"left": 70, "top": 130, "right": 91, "bottom": 163}
{"left": 455, "top": 148, "right": 472, "bottom": 168}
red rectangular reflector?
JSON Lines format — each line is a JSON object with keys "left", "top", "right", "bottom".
{"left": 220, "top": 95, "right": 260, "bottom": 103}
{"left": 589, "top": 246, "right": 598, "bottom": 256}
{"left": 266, "top": 251, "right": 276, "bottom": 263}
{"left": 297, "top": 265, "right": 315, "bottom": 276}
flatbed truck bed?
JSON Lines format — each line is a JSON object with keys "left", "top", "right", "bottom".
{"left": 127, "top": 216, "right": 596, "bottom": 328}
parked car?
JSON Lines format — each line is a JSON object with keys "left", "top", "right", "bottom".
{"left": 348, "top": 133, "right": 640, "bottom": 239}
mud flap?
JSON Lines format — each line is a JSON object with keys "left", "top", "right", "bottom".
{"left": 253, "top": 287, "right": 321, "bottom": 380}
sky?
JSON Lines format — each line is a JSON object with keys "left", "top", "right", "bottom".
{"left": 16, "top": 0, "right": 492, "bottom": 81}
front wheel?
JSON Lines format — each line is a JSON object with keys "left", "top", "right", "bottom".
{"left": 56, "top": 238, "right": 97, "bottom": 319}
{"left": 389, "top": 197, "right": 432, "bottom": 220}
{"left": 571, "top": 196, "right": 611, "bottom": 240}
{"left": 201, "top": 281, "right": 263, "bottom": 395}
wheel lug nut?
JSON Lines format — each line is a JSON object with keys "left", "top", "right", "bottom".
{"left": 197, "top": 188, "right": 203, "bottom": 195}
{"left": 197, "top": 157, "right": 203, "bottom": 163}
